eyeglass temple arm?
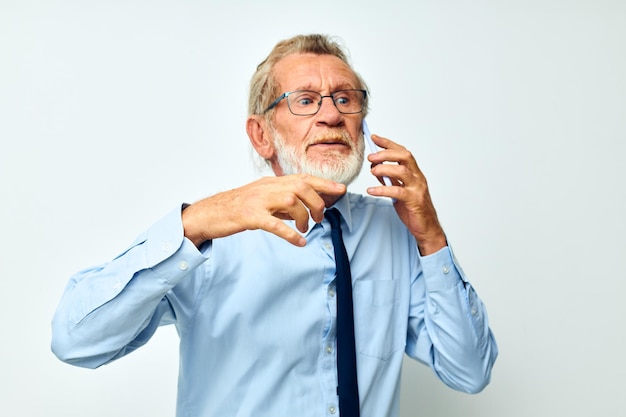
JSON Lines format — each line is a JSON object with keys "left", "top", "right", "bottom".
{"left": 263, "top": 93, "right": 287, "bottom": 114}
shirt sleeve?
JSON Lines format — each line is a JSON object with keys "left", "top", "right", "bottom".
{"left": 405, "top": 244, "right": 498, "bottom": 394}
{"left": 51, "top": 205, "right": 209, "bottom": 369}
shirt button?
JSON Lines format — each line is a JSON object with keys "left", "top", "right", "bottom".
{"left": 324, "top": 243, "right": 332, "bottom": 250}
{"left": 442, "top": 265, "right": 450, "bottom": 274}
{"left": 471, "top": 307, "right": 478, "bottom": 315}
{"left": 329, "top": 406, "right": 337, "bottom": 414}
{"left": 328, "top": 289, "right": 335, "bottom": 298}
{"left": 178, "top": 261, "right": 189, "bottom": 271}
{"left": 326, "top": 345, "right": 334, "bottom": 354}
{"left": 163, "top": 243, "right": 172, "bottom": 252}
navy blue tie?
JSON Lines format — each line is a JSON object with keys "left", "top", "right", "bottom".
{"left": 325, "top": 208, "right": 360, "bottom": 417}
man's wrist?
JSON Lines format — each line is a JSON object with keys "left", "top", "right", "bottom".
{"left": 416, "top": 232, "right": 447, "bottom": 256}
{"left": 181, "top": 203, "right": 208, "bottom": 248}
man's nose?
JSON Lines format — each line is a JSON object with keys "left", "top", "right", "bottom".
{"left": 316, "top": 95, "right": 343, "bottom": 125}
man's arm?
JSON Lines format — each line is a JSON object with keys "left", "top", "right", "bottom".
{"left": 366, "top": 133, "right": 497, "bottom": 391}
{"left": 407, "top": 246, "right": 498, "bottom": 393}
{"left": 51, "top": 206, "right": 206, "bottom": 368}
{"left": 51, "top": 175, "right": 346, "bottom": 367}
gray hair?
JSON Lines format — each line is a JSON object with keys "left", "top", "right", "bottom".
{"left": 248, "top": 34, "right": 369, "bottom": 118}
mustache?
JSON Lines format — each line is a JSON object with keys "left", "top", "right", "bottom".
{"left": 306, "top": 129, "right": 354, "bottom": 148}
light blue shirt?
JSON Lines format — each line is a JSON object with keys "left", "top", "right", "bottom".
{"left": 52, "top": 193, "right": 497, "bottom": 417}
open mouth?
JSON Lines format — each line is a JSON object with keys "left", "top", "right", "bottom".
{"left": 308, "top": 138, "right": 350, "bottom": 148}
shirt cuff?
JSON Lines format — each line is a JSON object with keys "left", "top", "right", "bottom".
{"left": 151, "top": 236, "right": 208, "bottom": 285}
{"left": 145, "top": 204, "right": 209, "bottom": 285}
{"left": 418, "top": 245, "right": 467, "bottom": 291}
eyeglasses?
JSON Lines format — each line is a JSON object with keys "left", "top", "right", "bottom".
{"left": 263, "top": 89, "right": 367, "bottom": 116}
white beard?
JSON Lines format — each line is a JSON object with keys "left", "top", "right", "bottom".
{"left": 268, "top": 123, "right": 364, "bottom": 186}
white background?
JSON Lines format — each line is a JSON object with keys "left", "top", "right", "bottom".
{"left": 1, "top": 1, "right": 625, "bottom": 416}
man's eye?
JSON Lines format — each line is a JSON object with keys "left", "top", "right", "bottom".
{"left": 297, "top": 97, "right": 314, "bottom": 106}
{"left": 290, "top": 92, "right": 319, "bottom": 107}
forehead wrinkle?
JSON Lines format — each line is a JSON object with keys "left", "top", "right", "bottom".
{"left": 291, "top": 81, "right": 359, "bottom": 93}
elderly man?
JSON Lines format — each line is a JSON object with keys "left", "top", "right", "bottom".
{"left": 52, "top": 34, "right": 497, "bottom": 417}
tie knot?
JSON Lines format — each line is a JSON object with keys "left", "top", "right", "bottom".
{"left": 325, "top": 208, "right": 342, "bottom": 230}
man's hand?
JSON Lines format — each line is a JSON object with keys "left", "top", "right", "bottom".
{"left": 366, "top": 134, "right": 447, "bottom": 256}
{"left": 182, "top": 174, "right": 347, "bottom": 248}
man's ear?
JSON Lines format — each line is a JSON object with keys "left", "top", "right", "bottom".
{"left": 246, "top": 116, "right": 274, "bottom": 160}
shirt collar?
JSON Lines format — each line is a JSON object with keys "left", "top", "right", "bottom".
{"left": 328, "top": 193, "right": 353, "bottom": 233}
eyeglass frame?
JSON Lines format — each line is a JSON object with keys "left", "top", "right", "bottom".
{"left": 262, "top": 89, "right": 368, "bottom": 116}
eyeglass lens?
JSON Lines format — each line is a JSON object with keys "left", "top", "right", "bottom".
{"left": 287, "top": 90, "right": 365, "bottom": 115}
